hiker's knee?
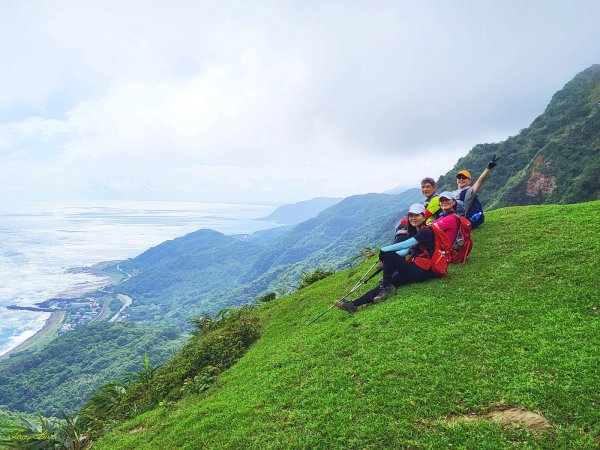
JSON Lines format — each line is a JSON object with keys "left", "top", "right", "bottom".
{"left": 379, "top": 250, "right": 395, "bottom": 264}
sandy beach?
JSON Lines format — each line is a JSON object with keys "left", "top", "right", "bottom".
{"left": 0, "top": 310, "right": 66, "bottom": 360}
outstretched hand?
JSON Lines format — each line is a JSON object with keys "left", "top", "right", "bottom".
{"left": 487, "top": 154, "right": 500, "bottom": 170}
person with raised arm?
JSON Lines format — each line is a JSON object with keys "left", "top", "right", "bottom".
{"left": 454, "top": 155, "right": 500, "bottom": 228}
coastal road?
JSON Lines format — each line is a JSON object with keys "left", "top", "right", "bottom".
{"left": 109, "top": 294, "right": 132, "bottom": 322}
{"left": 116, "top": 263, "right": 132, "bottom": 282}
{"left": 94, "top": 299, "right": 112, "bottom": 321}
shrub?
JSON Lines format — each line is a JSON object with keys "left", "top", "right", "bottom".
{"left": 255, "top": 292, "right": 277, "bottom": 303}
{"left": 0, "top": 413, "right": 88, "bottom": 450}
{"left": 298, "top": 268, "right": 334, "bottom": 289}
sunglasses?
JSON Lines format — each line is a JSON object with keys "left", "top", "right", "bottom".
{"left": 456, "top": 175, "right": 468, "bottom": 180}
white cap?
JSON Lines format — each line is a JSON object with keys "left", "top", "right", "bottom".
{"left": 439, "top": 191, "right": 456, "bottom": 201}
{"left": 408, "top": 203, "right": 426, "bottom": 215}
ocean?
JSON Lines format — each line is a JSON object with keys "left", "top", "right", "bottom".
{"left": 0, "top": 200, "right": 278, "bottom": 356}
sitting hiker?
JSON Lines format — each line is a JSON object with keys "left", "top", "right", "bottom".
{"left": 421, "top": 177, "right": 441, "bottom": 224}
{"left": 436, "top": 191, "right": 459, "bottom": 218}
{"left": 335, "top": 203, "right": 436, "bottom": 313}
{"left": 454, "top": 155, "right": 500, "bottom": 228}
{"left": 437, "top": 190, "right": 475, "bottom": 264}
{"left": 433, "top": 191, "right": 460, "bottom": 244}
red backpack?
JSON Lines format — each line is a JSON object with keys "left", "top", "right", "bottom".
{"left": 411, "top": 216, "right": 473, "bottom": 276}
{"left": 451, "top": 215, "right": 473, "bottom": 264}
{"left": 428, "top": 221, "right": 454, "bottom": 277}
{"left": 412, "top": 223, "right": 453, "bottom": 277}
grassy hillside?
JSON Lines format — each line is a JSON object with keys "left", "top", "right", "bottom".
{"left": 94, "top": 201, "right": 600, "bottom": 449}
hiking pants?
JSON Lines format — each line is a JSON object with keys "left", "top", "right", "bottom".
{"left": 351, "top": 253, "right": 434, "bottom": 307}
{"left": 351, "top": 286, "right": 380, "bottom": 307}
{"left": 380, "top": 251, "right": 434, "bottom": 287}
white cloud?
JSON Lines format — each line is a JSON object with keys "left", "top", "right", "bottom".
{"left": 1, "top": 0, "right": 600, "bottom": 204}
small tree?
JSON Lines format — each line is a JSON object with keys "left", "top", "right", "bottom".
{"left": 349, "top": 247, "right": 377, "bottom": 267}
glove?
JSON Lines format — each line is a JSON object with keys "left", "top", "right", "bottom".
{"left": 487, "top": 154, "right": 500, "bottom": 170}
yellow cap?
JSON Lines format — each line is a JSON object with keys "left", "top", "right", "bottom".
{"left": 457, "top": 169, "right": 471, "bottom": 179}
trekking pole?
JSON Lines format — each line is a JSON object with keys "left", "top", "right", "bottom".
{"left": 307, "top": 260, "right": 382, "bottom": 326}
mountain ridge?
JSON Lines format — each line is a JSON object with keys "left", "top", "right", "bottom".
{"left": 259, "top": 197, "right": 343, "bottom": 224}
{"left": 436, "top": 64, "right": 600, "bottom": 208}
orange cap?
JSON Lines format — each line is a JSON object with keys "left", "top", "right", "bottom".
{"left": 456, "top": 169, "right": 471, "bottom": 179}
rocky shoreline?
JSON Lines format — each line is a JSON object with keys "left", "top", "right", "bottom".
{"left": 0, "top": 310, "right": 65, "bottom": 359}
{"left": 7, "top": 305, "right": 61, "bottom": 313}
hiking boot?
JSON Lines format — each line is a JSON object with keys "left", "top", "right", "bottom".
{"left": 373, "top": 283, "right": 396, "bottom": 303}
{"left": 334, "top": 300, "right": 357, "bottom": 314}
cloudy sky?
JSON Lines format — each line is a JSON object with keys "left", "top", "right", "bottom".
{"left": 1, "top": 1, "right": 599, "bottom": 206}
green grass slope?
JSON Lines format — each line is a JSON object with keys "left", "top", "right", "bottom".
{"left": 95, "top": 202, "right": 599, "bottom": 449}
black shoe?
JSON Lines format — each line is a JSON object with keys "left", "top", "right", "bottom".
{"left": 335, "top": 300, "right": 357, "bottom": 314}
{"left": 373, "top": 283, "right": 396, "bottom": 303}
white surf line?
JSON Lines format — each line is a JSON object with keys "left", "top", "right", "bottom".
{"left": 0, "top": 310, "right": 66, "bottom": 359}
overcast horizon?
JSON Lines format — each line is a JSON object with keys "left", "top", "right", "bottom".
{"left": 1, "top": 1, "right": 599, "bottom": 206}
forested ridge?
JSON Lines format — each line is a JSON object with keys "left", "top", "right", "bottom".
{"left": 0, "top": 323, "right": 180, "bottom": 416}
{"left": 113, "top": 190, "right": 421, "bottom": 328}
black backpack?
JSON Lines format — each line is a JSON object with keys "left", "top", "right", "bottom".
{"left": 457, "top": 188, "right": 484, "bottom": 228}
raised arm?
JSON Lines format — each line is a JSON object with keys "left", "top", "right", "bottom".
{"left": 471, "top": 155, "right": 500, "bottom": 194}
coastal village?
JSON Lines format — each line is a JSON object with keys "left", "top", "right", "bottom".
{"left": 57, "top": 297, "right": 105, "bottom": 334}
{"left": 47, "top": 294, "right": 125, "bottom": 334}
{"left": 0, "top": 260, "right": 134, "bottom": 362}
{"left": 5, "top": 261, "right": 132, "bottom": 345}
{"left": 8, "top": 292, "right": 130, "bottom": 336}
